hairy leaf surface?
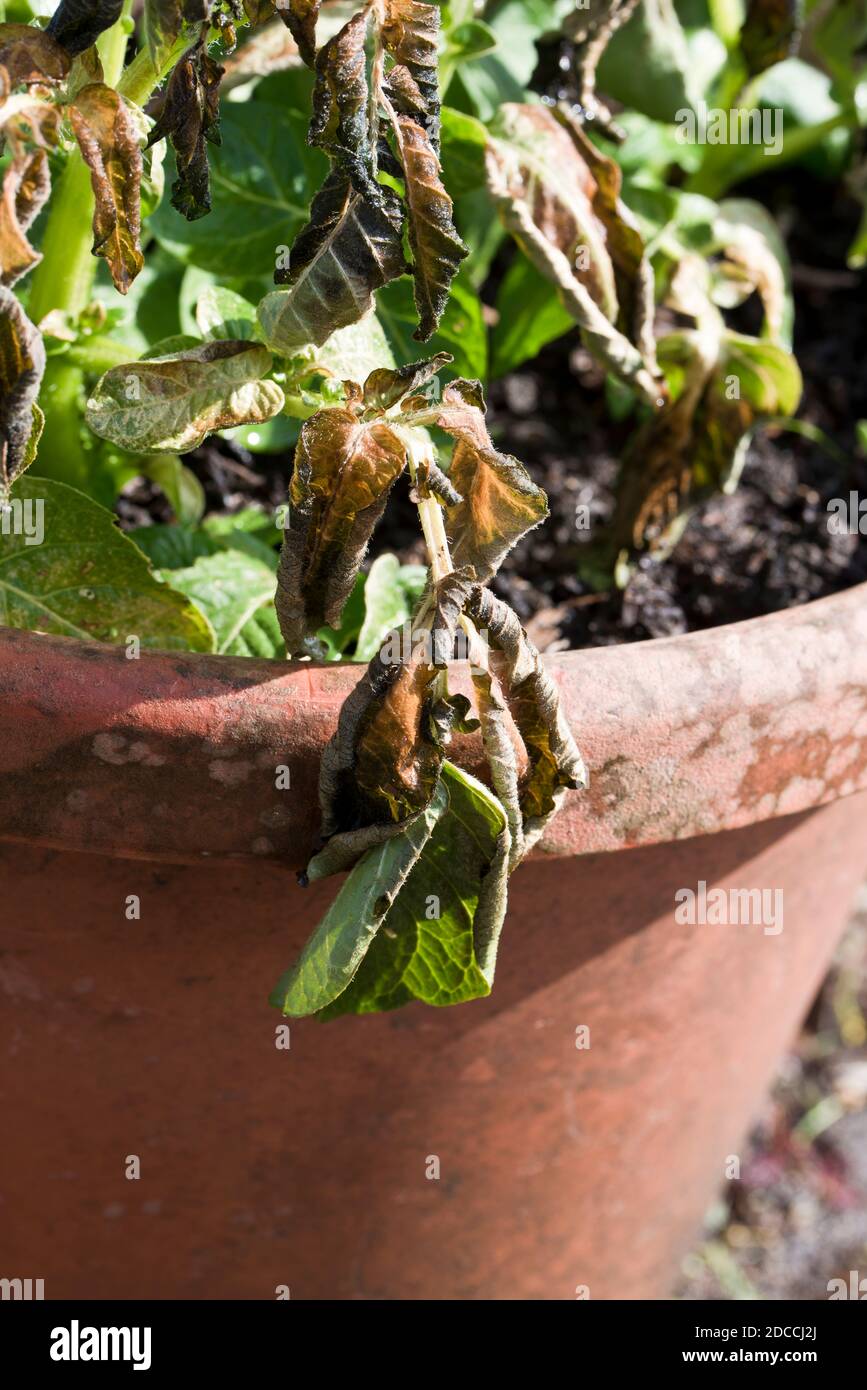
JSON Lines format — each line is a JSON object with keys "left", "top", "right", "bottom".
{"left": 395, "top": 113, "right": 467, "bottom": 341}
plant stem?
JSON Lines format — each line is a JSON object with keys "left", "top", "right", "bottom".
{"left": 117, "top": 32, "right": 192, "bottom": 106}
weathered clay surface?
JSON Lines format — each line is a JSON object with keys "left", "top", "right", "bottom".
{"left": 1, "top": 583, "right": 867, "bottom": 867}
{"left": 0, "top": 796, "right": 861, "bottom": 1299}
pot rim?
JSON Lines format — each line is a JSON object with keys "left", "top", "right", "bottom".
{"left": 1, "top": 579, "right": 866, "bottom": 868}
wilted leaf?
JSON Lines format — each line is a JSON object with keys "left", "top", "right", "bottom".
{"left": 607, "top": 327, "right": 803, "bottom": 569}
{"left": 317, "top": 761, "right": 510, "bottom": 1017}
{"left": 394, "top": 113, "right": 467, "bottom": 341}
{"left": 274, "top": 406, "right": 407, "bottom": 654}
{"left": 382, "top": 0, "right": 441, "bottom": 152}
{"left": 257, "top": 169, "right": 406, "bottom": 354}
{"left": 85, "top": 340, "right": 284, "bottom": 453}
{"left": 276, "top": 0, "right": 321, "bottom": 69}
{"left": 270, "top": 780, "right": 449, "bottom": 1018}
{"left": 485, "top": 103, "right": 664, "bottom": 403}
{"left": 0, "top": 145, "right": 50, "bottom": 288}
{"left": 466, "top": 583, "right": 587, "bottom": 849}
{"left": 0, "top": 475, "right": 215, "bottom": 651}
{"left": 740, "top": 0, "right": 802, "bottom": 78}
{"left": 565, "top": 0, "right": 642, "bottom": 135}
{"left": 0, "top": 23, "right": 71, "bottom": 84}
{"left": 417, "top": 379, "right": 548, "bottom": 580}
{"left": 311, "top": 570, "right": 473, "bottom": 879}
{"left": 711, "top": 198, "right": 793, "bottom": 347}
{"left": 147, "top": 40, "right": 223, "bottom": 221}
{"left": 308, "top": 10, "right": 378, "bottom": 199}
{"left": 363, "top": 350, "right": 450, "bottom": 412}
{"left": 70, "top": 83, "right": 144, "bottom": 295}
{"left": 46, "top": 0, "right": 124, "bottom": 57}
{"left": 0, "top": 286, "right": 45, "bottom": 494}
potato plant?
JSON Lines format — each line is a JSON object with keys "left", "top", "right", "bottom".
{"left": 0, "top": 0, "right": 862, "bottom": 1015}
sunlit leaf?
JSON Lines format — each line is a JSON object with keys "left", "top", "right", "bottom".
{"left": 70, "top": 83, "right": 144, "bottom": 295}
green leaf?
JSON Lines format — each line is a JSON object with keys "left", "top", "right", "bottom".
{"left": 158, "top": 549, "right": 284, "bottom": 657}
{"left": 85, "top": 341, "right": 285, "bottom": 454}
{"left": 354, "top": 552, "right": 427, "bottom": 662}
{"left": 440, "top": 105, "right": 488, "bottom": 196}
{"left": 270, "top": 781, "right": 449, "bottom": 1018}
{"left": 150, "top": 101, "right": 325, "bottom": 278}
{"left": 597, "top": 0, "right": 700, "bottom": 123}
{"left": 141, "top": 454, "right": 206, "bottom": 525}
{"left": 318, "top": 761, "right": 510, "bottom": 1017}
{"left": 491, "top": 253, "right": 575, "bottom": 378}
{"left": 376, "top": 271, "right": 487, "bottom": 381}
{"left": 195, "top": 285, "right": 258, "bottom": 342}
{"left": 0, "top": 475, "right": 215, "bottom": 650}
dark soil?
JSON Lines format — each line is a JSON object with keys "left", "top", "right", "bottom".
{"left": 117, "top": 170, "right": 867, "bottom": 654}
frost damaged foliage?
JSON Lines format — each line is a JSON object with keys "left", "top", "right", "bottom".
{"left": 147, "top": 36, "right": 224, "bottom": 221}
{"left": 485, "top": 102, "right": 664, "bottom": 405}
{"left": 270, "top": 357, "right": 584, "bottom": 1018}
{"left": 0, "top": 286, "right": 44, "bottom": 497}
{"left": 257, "top": 0, "right": 467, "bottom": 355}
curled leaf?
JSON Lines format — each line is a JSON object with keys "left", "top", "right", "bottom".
{"left": 70, "top": 83, "right": 144, "bottom": 294}
{"left": 0, "top": 24, "right": 71, "bottom": 84}
{"left": 394, "top": 113, "right": 467, "bottom": 341}
{"left": 85, "top": 340, "right": 284, "bottom": 453}
{"left": 564, "top": 0, "right": 641, "bottom": 138}
{"left": 315, "top": 570, "right": 473, "bottom": 859}
{"left": 0, "top": 285, "right": 45, "bottom": 494}
{"left": 258, "top": 169, "right": 406, "bottom": 354}
{"left": 466, "top": 583, "right": 587, "bottom": 849}
{"left": 143, "top": 0, "right": 184, "bottom": 69}
{"left": 485, "top": 103, "right": 664, "bottom": 404}
{"left": 382, "top": 0, "right": 441, "bottom": 153}
{"left": 308, "top": 10, "right": 380, "bottom": 201}
{"left": 428, "top": 379, "right": 548, "bottom": 580}
{"left": 607, "top": 326, "right": 803, "bottom": 571}
{"left": 362, "top": 350, "right": 451, "bottom": 412}
{"left": 275, "top": 0, "right": 322, "bottom": 69}
{"left": 275, "top": 407, "right": 408, "bottom": 655}
{"left": 147, "top": 40, "right": 224, "bottom": 221}
{"left": 46, "top": 0, "right": 124, "bottom": 57}
{"left": 0, "top": 92, "right": 58, "bottom": 286}
{"left": 710, "top": 198, "right": 793, "bottom": 348}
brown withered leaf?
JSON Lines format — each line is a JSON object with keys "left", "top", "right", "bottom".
{"left": 275, "top": 0, "right": 321, "bottom": 68}
{"left": 362, "top": 351, "right": 451, "bottom": 413}
{"left": 608, "top": 328, "right": 802, "bottom": 569}
{"left": 314, "top": 570, "right": 474, "bottom": 872}
{"left": 394, "top": 114, "right": 467, "bottom": 341}
{"left": 471, "top": 666, "right": 526, "bottom": 869}
{"left": 258, "top": 169, "right": 406, "bottom": 353}
{"left": 564, "top": 0, "right": 640, "bottom": 138}
{"left": 419, "top": 379, "right": 548, "bottom": 580}
{"left": 0, "top": 286, "right": 46, "bottom": 494}
{"left": 382, "top": 0, "right": 441, "bottom": 153}
{"left": 0, "top": 93, "right": 59, "bottom": 287}
{"left": 485, "top": 102, "right": 664, "bottom": 404}
{"left": 275, "top": 407, "right": 408, "bottom": 656}
{"left": 740, "top": 0, "right": 801, "bottom": 77}
{"left": 466, "top": 584, "right": 587, "bottom": 851}
{"left": 146, "top": 40, "right": 223, "bottom": 221}
{"left": 46, "top": 0, "right": 124, "bottom": 57}
{"left": 0, "top": 23, "right": 71, "bottom": 84}
{"left": 308, "top": 10, "right": 379, "bottom": 202}
{"left": 70, "top": 84, "right": 144, "bottom": 294}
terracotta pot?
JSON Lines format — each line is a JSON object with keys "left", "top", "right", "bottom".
{"left": 2, "top": 583, "right": 867, "bottom": 1299}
